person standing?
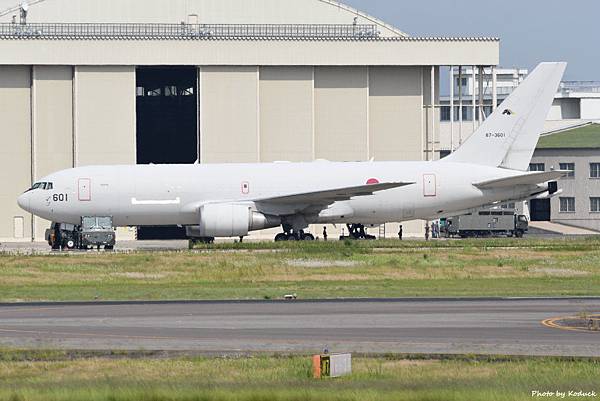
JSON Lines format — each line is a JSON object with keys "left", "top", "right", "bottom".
{"left": 425, "top": 224, "right": 430, "bottom": 241}
{"left": 323, "top": 226, "right": 328, "bottom": 241}
{"left": 398, "top": 225, "right": 403, "bottom": 241}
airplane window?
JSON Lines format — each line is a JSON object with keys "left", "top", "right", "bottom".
{"left": 41, "top": 183, "right": 47, "bottom": 190}
{"left": 47, "top": 183, "right": 53, "bottom": 190}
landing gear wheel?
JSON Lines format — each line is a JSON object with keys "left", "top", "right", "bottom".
{"left": 286, "top": 233, "right": 300, "bottom": 241}
{"left": 105, "top": 245, "right": 114, "bottom": 251}
{"left": 274, "top": 233, "right": 288, "bottom": 242}
{"left": 301, "top": 233, "right": 315, "bottom": 241}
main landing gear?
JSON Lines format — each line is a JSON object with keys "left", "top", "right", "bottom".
{"left": 274, "top": 230, "right": 315, "bottom": 242}
{"left": 342, "top": 224, "right": 377, "bottom": 240}
{"left": 188, "top": 237, "right": 215, "bottom": 248}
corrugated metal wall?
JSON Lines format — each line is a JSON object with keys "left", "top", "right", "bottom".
{"left": 369, "top": 66, "right": 423, "bottom": 161}
{"left": 32, "top": 66, "right": 74, "bottom": 239}
{"left": 314, "top": 67, "right": 369, "bottom": 162}
{"left": 0, "top": 66, "right": 32, "bottom": 240}
{"left": 0, "top": 64, "right": 432, "bottom": 241}
{"left": 74, "top": 66, "right": 137, "bottom": 167}
{"left": 200, "top": 66, "right": 259, "bottom": 164}
{"left": 259, "top": 67, "right": 314, "bottom": 162}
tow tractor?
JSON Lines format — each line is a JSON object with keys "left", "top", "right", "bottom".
{"left": 46, "top": 216, "right": 116, "bottom": 250}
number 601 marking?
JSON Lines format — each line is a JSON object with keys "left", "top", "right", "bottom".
{"left": 52, "top": 194, "right": 68, "bottom": 202}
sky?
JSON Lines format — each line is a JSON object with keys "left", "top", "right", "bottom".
{"left": 343, "top": 0, "right": 598, "bottom": 81}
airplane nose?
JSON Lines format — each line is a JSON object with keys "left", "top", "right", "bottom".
{"left": 17, "top": 192, "right": 30, "bottom": 212}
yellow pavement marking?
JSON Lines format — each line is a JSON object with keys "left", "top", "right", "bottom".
{"left": 541, "top": 316, "right": 600, "bottom": 333}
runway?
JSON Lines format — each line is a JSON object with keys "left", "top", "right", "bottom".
{"left": 0, "top": 298, "right": 599, "bottom": 357}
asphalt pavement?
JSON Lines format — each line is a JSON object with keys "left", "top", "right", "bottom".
{"left": 0, "top": 298, "right": 599, "bottom": 356}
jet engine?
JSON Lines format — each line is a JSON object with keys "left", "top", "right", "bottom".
{"left": 198, "top": 203, "right": 281, "bottom": 237}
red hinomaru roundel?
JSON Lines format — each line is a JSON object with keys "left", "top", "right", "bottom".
{"left": 366, "top": 178, "right": 380, "bottom": 185}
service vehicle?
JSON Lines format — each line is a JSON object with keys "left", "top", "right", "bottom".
{"left": 79, "top": 216, "right": 116, "bottom": 250}
{"left": 445, "top": 209, "right": 529, "bottom": 238}
{"left": 45, "top": 216, "right": 115, "bottom": 250}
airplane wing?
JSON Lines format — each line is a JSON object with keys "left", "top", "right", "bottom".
{"left": 254, "top": 182, "right": 414, "bottom": 215}
{"left": 473, "top": 170, "right": 570, "bottom": 190}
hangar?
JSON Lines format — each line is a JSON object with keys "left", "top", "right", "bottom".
{"left": 0, "top": 0, "right": 499, "bottom": 242}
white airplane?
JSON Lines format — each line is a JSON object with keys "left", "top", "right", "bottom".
{"left": 19, "top": 62, "right": 568, "bottom": 242}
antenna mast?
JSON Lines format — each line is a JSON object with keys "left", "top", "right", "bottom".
{"left": 0, "top": 0, "right": 45, "bottom": 20}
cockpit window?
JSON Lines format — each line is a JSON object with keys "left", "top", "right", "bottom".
{"left": 27, "top": 182, "right": 54, "bottom": 192}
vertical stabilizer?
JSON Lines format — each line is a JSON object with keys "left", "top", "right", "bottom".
{"left": 442, "top": 62, "right": 567, "bottom": 171}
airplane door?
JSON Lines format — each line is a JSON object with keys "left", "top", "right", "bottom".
{"left": 78, "top": 178, "right": 91, "bottom": 201}
{"left": 423, "top": 174, "right": 437, "bottom": 197}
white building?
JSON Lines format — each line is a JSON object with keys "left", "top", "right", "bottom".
{"left": 550, "top": 81, "right": 600, "bottom": 121}
{"left": 0, "top": 0, "right": 499, "bottom": 242}
{"left": 439, "top": 68, "right": 600, "bottom": 156}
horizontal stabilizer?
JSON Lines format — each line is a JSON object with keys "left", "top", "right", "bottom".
{"left": 474, "top": 171, "right": 570, "bottom": 189}
{"left": 255, "top": 182, "right": 414, "bottom": 205}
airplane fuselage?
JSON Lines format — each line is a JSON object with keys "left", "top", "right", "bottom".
{"left": 17, "top": 62, "right": 567, "bottom": 240}
{"left": 19, "top": 160, "right": 540, "bottom": 229}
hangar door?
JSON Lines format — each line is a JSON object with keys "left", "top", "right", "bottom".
{"left": 136, "top": 67, "right": 198, "bottom": 240}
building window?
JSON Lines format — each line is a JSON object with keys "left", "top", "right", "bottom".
{"left": 591, "top": 197, "right": 600, "bottom": 213}
{"left": 483, "top": 106, "right": 493, "bottom": 118}
{"left": 180, "top": 86, "right": 195, "bottom": 96}
{"left": 145, "top": 87, "right": 161, "bottom": 97}
{"left": 441, "top": 106, "right": 451, "bottom": 121}
{"left": 559, "top": 197, "right": 575, "bottom": 213}
{"left": 590, "top": 163, "right": 600, "bottom": 178}
{"left": 462, "top": 107, "right": 471, "bottom": 121}
{"left": 439, "top": 150, "right": 451, "bottom": 159}
{"left": 454, "top": 106, "right": 461, "bottom": 121}
{"left": 529, "top": 163, "right": 545, "bottom": 172}
{"left": 164, "top": 85, "right": 178, "bottom": 97}
{"left": 559, "top": 163, "right": 575, "bottom": 178}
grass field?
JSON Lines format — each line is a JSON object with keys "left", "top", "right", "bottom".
{"left": 1, "top": 238, "right": 600, "bottom": 302}
{"left": 0, "top": 351, "right": 599, "bottom": 401}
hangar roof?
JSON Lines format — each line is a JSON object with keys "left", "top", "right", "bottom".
{"left": 0, "top": 0, "right": 407, "bottom": 37}
{"left": 537, "top": 123, "right": 600, "bottom": 149}
{"left": 0, "top": 0, "right": 500, "bottom": 66}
